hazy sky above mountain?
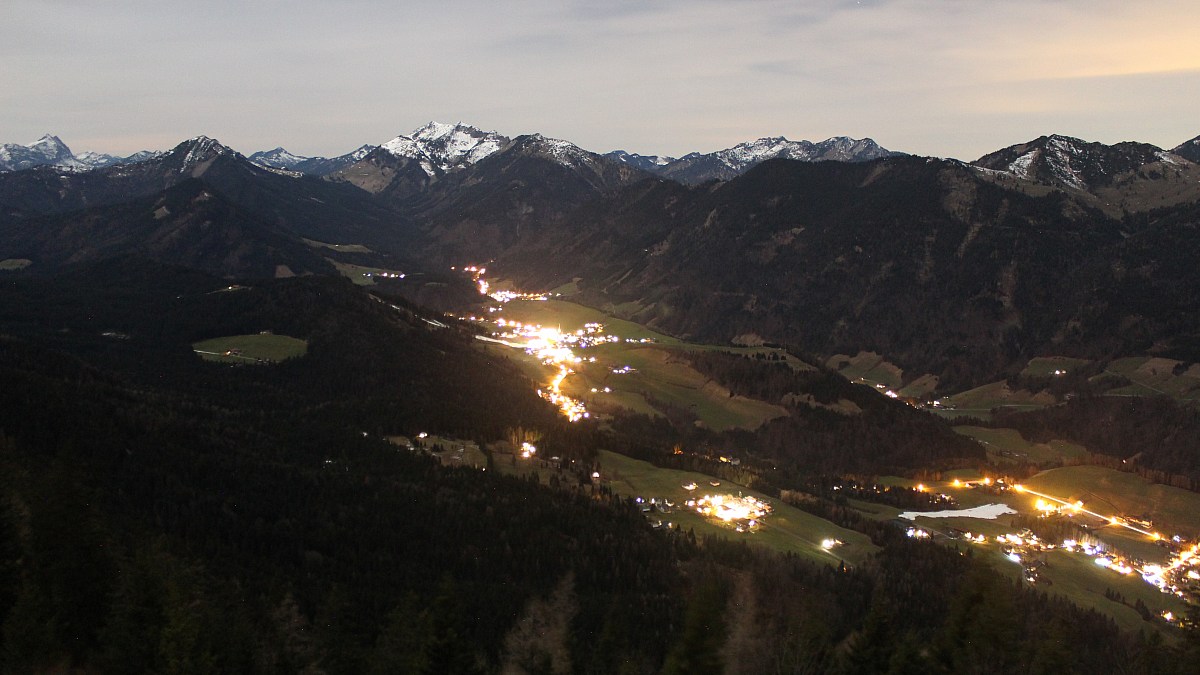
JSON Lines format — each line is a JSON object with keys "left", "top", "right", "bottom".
{"left": 3, "top": 0, "right": 1197, "bottom": 159}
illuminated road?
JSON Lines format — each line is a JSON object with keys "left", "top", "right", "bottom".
{"left": 1012, "top": 483, "right": 1161, "bottom": 539}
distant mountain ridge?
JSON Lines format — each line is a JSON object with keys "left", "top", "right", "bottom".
{"left": 607, "top": 135, "right": 902, "bottom": 184}
{"left": 246, "top": 122, "right": 510, "bottom": 179}
{"left": 326, "top": 124, "right": 645, "bottom": 207}
{"left": 248, "top": 144, "right": 377, "bottom": 176}
{"left": 603, "top": 150, "right": 675, "bottom": 172}
{"left": 0, "top": 134, "right": 160, "bottom": 172}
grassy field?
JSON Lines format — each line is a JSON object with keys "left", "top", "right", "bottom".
{"left": 1020, "top": 356, "right": 1093, "bottom": 377}
{"left": 303, "top": 239, "right": 374, "bottom": 254}
{"left": 483, "top": 299, "right": 799, "bottom": 431}
{"left": 0, "top": 258, "right": 32, "bottom": 270}
{"left": 953, "top": 426, "right": 1089, "bottom": 465}
{"left": 1099, "top": 356, "right": 1200, "bottom": 402}
{"left": 328, "top": 259, "right": 406, "bottom": 286}
{"left": 497, "top": 299, "right": 682, "bottom": 343}
{"left": 597, "top": 450, "right": 878, "bottom": 566}
{"left": 827, "top": 351, "right": 904, "bottom": 389}
{"left": 973, "top": 542, "right": 1184, "bottom": 638}
{"left": 897, "top": 374, "right": 939, "bottom": 399}
{"left": 568, "top": 345, "right": 788, "bottom": 432}
{"left": 548, "top": 278, "right": 582, "bottom": 296}
{"left": 1025, "top": 465, "right": 1200, "bottom": 538}
{"left": 936, "top": 381, "right": 1056, "bottom": 420}
{"left": 496, "top": 298, "right": 809, "bottom": 364}
{"left": 193, "top": 334, "right": 308, "bottom": 364}
{"left": 826, "top": 351, "right": 938, "bottom": 398}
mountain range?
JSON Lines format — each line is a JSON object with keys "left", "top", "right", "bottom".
{"left": 0, "top": 134, "right": 162, "bottom": 173}
{"left": 3, "top": 123, "right": 1200, "bottom": 391}
{"left": 1, "top": 123, "right": 902, "bottom": 182}
{"left": 606, "top": 135, "right": 903, "bottom": 184}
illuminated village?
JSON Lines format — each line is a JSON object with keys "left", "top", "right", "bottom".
{"left": 898, "top": 478, "right": 1200, "bottom": 623}
{"left": 685, "top": 493, "right": 773, "bottom": 532}
{"left": 460, "top": 265, "right": 651, "bottom": 423}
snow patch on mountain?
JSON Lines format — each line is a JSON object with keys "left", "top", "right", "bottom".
{"left": 523, "top": 134, "right": 593, "bottom": 169}
{"left": 1043, "top": 136, "right": 1088, "bottom": 190}
{"left": 1007, "top": 150, "right": 1037, "bottom": 179}
{"left": 347, "top": 144, "right": 375, "bottom": 162}
{"left": 604, "top": 151, "right": 677, "bottom": 171}
{"left": 1156, "top": 151, "right": 1186, "bottom": 166}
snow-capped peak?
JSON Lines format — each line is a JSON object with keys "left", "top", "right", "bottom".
{"left": 249, "top": 147, "right": 310, "bottom": 169}
{"left": 0, "top": 134, "right": 75, "bottom": 171}
{"left": 380, "top": 122, "right": 510, "bottom": 175}
{"left": 516, "top": 134, "right": 598, "bottom": 169}
{"left": 27, "top": 134, "right": 73, "bottom": 161}
{"left": 717, "top": 137, "right": 801, "bottom": 170}
{"left": 410, "top": 121, "right": 460, "bottom": 141}
{"left": 714, "top": 135, "right": 894, "bottom": 170}
{"left": 248, "top": 144, "right": 379, "bottom": 175}
{"left": 172, "top": 136, "right": 239, "bottom": 171}
{"left": 70, "top": 150, "right": 122, "bottom": 170}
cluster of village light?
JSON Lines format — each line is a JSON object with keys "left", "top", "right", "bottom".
{"left": 459, "top": 265, "right": 553, "bottom": 304}
{"left": 462, "top": 266, "right": 657, "bottom": 423}
{"left": 685, "top": 493, "right": 772, "bottom": 532}
{"left": 488, "top": 318, "right": 622, "bottom": 422}
{"left": 927, "top": 478, "right": 1200, "bottom": 616}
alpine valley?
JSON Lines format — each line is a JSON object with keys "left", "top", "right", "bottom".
{"left": 4, "top": 121, "right": 1200, "bottom": 673}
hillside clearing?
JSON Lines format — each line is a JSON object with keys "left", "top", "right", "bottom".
{"left": 193, "top": 334, "right": 308, "bottom": 364}
{"left": 597, "top": 450, "right": 877, "bottom": 566}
